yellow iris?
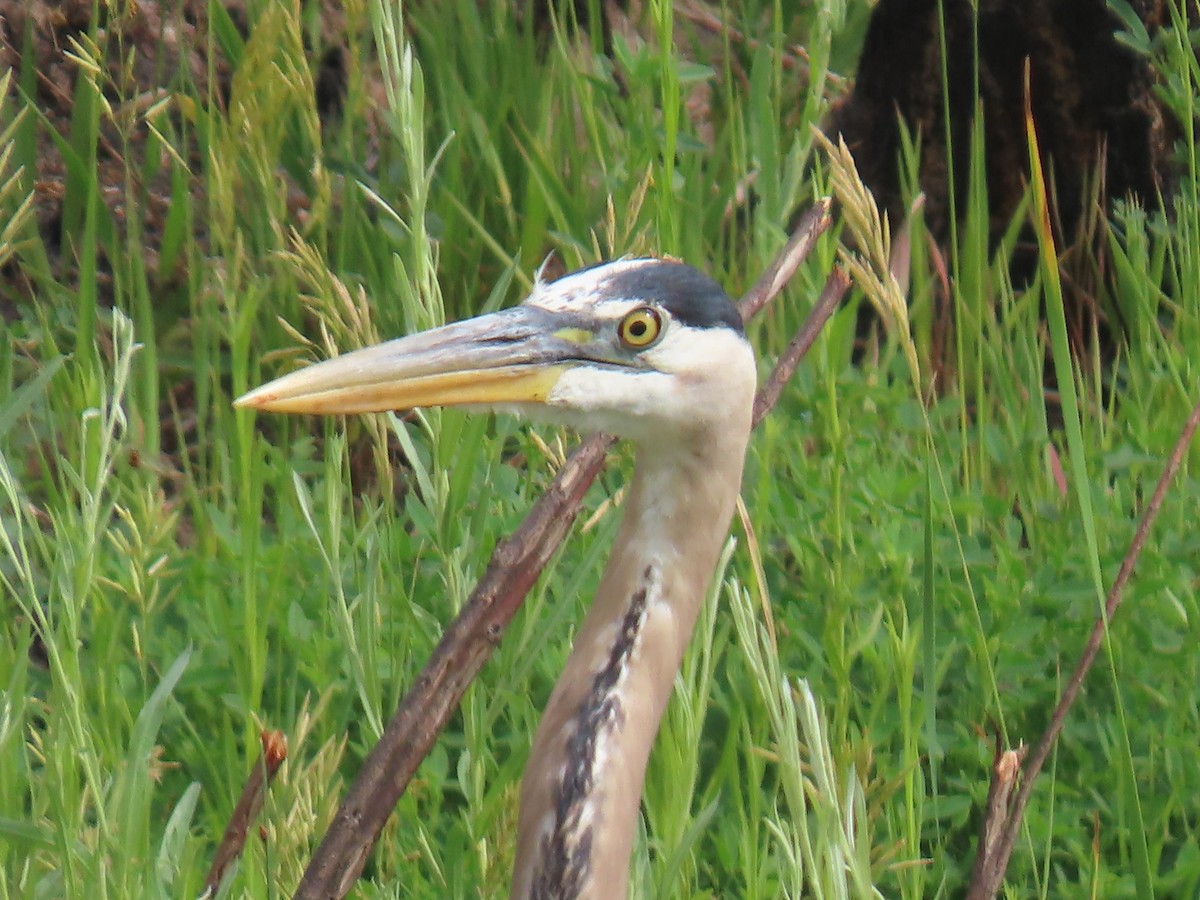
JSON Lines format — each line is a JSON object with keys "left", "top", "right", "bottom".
{"left": 617, "top": 307, "right": 662, "bottom": 349}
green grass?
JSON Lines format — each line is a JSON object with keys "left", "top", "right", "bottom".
{"left": 2, "top": 1, "right": 1198, "bottom": 897}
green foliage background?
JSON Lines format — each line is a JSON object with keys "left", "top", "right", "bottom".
{"left": 1, "top": 1, "right": 1197, "bottom": 897}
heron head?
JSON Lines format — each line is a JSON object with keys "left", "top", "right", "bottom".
{"left": 235, "top": 259, "right": 756, "bottom": 445}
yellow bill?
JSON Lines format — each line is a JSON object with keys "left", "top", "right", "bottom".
{"left": 235, "top": 304, "right": 599, "bottom": 415}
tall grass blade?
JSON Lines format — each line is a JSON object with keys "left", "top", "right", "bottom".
{"left": 1023, "top": 68, "right": 1153, "bottom": 899}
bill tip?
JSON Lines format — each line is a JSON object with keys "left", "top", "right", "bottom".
{"left": 234, "top": 387, "right": 268, "bottom": 409}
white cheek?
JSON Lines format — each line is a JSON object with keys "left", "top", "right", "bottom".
{"left": 545, "top": 330, "right": 755, "bottom": 438}
{"left": 545, "top": 369, "right": 674, "bottom": 439}
{"left": 650, "top": 327, "right": 756, "bottom": 382}
{"left": 647, "top": 329, "right": 758, "bottom": 421}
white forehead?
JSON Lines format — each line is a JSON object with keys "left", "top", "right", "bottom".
{"left": 524, "top": 259, "right": 665, "bottom": 317}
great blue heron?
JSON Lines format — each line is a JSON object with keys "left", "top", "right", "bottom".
{"left": 237, "top": 258, "right": 756, "bottom": 899}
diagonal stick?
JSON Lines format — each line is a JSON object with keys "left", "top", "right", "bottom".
{"left": 966, "top": 398, "right": 1200, "bottom": 899}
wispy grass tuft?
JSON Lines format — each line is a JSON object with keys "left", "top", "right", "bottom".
{"left": 729, "top": 570, "right": 885, "bottom": 899}
{"left": 0, "top": 74, "right": 33, "bottom": 271}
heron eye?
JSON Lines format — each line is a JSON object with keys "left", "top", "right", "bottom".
{"left": 617, "top": 307, "right": 663, "bottom": 349}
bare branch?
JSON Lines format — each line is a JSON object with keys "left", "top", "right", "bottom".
{"left": 293, "top": 433, "right": 611, "bottom": 898}
{"left": 967, "top": 397, "right": 1200, "bottom": 899}
{"left": 294, "top": 204, "right": 837, "bottom": 899}
{"left": 965, "top": 741, "right": 1026, "bottom": 895}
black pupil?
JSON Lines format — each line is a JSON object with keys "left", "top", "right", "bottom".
{"left": 630, "top": 320, "right": 647, "bottom": 337}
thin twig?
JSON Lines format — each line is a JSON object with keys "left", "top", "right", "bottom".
{"left": 674, "top": 1, "right": 849, "bottom": 94}
{"left": 752, "top": 267, "right": 849, "bottom": 427}
{"left": 202, "top": 730, "right": 288, "bottom": 899}
{"left": 966, "top": 398, "right": 1200, "bottom": 899}
{"left": 294, "top": 204, "right": 836, "bottom": 899}
{"left": 738, "top": 198, "right": 832, "bottom": 322}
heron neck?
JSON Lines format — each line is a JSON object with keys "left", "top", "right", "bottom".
{"left": 511, "top": 424, "right": 750, "bottom": 900}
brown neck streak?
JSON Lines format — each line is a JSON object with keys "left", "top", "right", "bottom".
{"left": 510, "top": 422, "right": 751, "bottom": 900}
